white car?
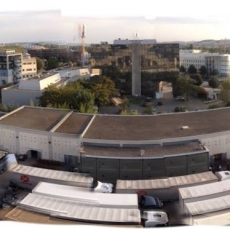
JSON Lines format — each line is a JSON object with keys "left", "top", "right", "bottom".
{"left": 94, "top": 181, "right": 113, "bottom": 193}
{"left": 141, "top": 210, "right": 169, "bottom": 227}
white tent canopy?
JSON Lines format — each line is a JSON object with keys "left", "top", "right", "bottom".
{"left": 32, "top": 182, "right": 138, "bottom": 208}
{"left": 19, "top": 193, "right": 141, "bottom": 225}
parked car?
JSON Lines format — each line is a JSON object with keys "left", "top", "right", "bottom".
{"left": 175, "top": 96, "right": 185, "bottom": 102}
{"left": 141, "top": 210, "right": 169, "bottom": 227}
{"left": 154, "top": 101, "right": 163, "bottom": 107}
{"left": 157, "top": 101, "right": 163, "bottom": 106}
{"left": 18, "top": 154, "right": 27, "bottom": 161}
{"left": 94, "top": 181, "right": 113, "bottom": 193}
{"left": 139, "top": 195, "right": 163, "bottom": 209}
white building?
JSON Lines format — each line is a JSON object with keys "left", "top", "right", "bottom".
{"left": 179, "top": 50, "right": 206, "bottom": 71}
{"left": 113, "top": 38, "right": 157, "bottom": 45}
{"left": 21, "top": 53, "right": 37, "bottom": 79}
{"left": 1, "top": 72, "right": 66, "bottom": 107}
{"left": 0, "top": 50, "right": 22, "bottom": 85}
{"left": 180, "top": 50, "right": 230, "bottom": 77}
{"left": 0, "top": 50, "right": 37, "bottom": 86}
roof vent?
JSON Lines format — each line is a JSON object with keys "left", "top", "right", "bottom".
{"left": 181, "top": 126, "right": 189, "bottom": 130}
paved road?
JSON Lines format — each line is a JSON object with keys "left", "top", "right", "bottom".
{"left": 155, "top": 91, "right": 209, "bottom": 113}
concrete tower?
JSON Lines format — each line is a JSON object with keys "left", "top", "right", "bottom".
{"left": 131, "top": 40, "right": 142, "bottom": 96}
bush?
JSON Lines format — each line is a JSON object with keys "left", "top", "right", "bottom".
{"left": 208, "top": 104, "right": 220, "bottom": 109}
{"left": 208, "top": 76, "right": 220, "bottom": 88}
{"left": 196, "top": 86, "right": 208, "bottom": 99}
{"left": 174, "top": 106, "right": 187, "bottom": 112}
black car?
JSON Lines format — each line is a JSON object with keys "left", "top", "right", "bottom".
{"left": 139, "top": 195, "right": 163, "bottom": 209}
{"left": 157, "top": 101, "right": 163, "bottom": 106}
{"left": 18, "top": 154, "right": 27, "bottom": 161}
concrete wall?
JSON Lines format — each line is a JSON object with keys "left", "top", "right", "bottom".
{"left": 80, "top": 152, "right": 209, "bottom": 183}
{"left": 0, "top": 125, "right": 81, "bottom": 162}
{"left": 2, "top": 88, "right": 42, "bottom": 106}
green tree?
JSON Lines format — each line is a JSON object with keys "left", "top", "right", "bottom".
{"left": 143, "top": 104, "right": 153, "bottom": 114}
{"left": 199, "top": 65, "right": 207, "bottom": 76}
{"left": 69, "top": 89, "right": 95, "bottom": 113}
{"left": 190, "top": 73, "right": 203, "bottom": 86}
{"left": 38, "top": 85, "right": 63, "bottom": 107}
{"left": 36, "top": 57, "right": 44, "bottom": 73}
{"left": 188, "top": 65, "right": 197, "bottom": 74}
{"left": 172, "top": 76, "right": 196, "bottom": 101}
{"left": 220, "top": 79, "right": 230, "bottom": 105}
{"left": 179, "top": 65, "right": 186, "bottom": 73}
{"left": 91, "top": 76, "right": 117, "bottom": 108}
{"left": 47, "top": 57, "right": 59, "bottom": 70}
{"left": 209, "top": 76, "right": 220, "bottom": 88}
{"left": 211, "top": 68, "right": 219, "bottom": 76}
{"left": 195, "top": 86, "right": 208, "bottom": 99}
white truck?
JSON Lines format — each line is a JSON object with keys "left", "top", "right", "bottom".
{"left": 0, "top": 152, "right": 17, "bottom": 174}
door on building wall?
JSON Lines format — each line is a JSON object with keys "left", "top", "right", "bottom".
{"left": 28, "top": 150, "right": 41, "bottom": 159}
{"left": 213, "top": 153, "right": 227, "bottom": 163}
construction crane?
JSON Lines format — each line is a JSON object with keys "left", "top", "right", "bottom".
{"left": 78, "top": 23, "right": 86, "bottom": 66}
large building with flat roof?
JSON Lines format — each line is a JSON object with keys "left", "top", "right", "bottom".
{"left": 1, "top": 106, "right": 230, "bottom": 181}
{"left": 1, "top": 72, "right": 67, "bottom": 107}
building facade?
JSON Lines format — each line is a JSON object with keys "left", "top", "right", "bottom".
{"left": 1, "top": 73, "right": 66, "bottom": 106}
{"left": 22, "top": 53, "right": 37, "bottom": 79}
{"left": 180, "top": 50, "right": 230, "bottom": 77}
{"left": 0, "top": 50, "right": 38, "bottom": 86}
{"left": 0, "top": 50, "right": 22, "bottom": 85}
{"left": 1, "top": 107, "right": 230, "bottom": 181}
{"left": 89, "top": 40, "right": 179, "bottom": 96}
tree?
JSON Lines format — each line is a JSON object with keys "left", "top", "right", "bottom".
{"left": 209, "top": 76, "right": 220, "bottom": 88}
{"left": 47, "top": 57, "right": 59, "bottom": 70}
{"left": 172, "top": 76, "right": 196, "bottom": 101}
{"left": 211, "top": 69, "right": 219, "bottom": 76}
{"left": 38, "top": 85, "right": 63, "bottom": 107}
{"left": 90, "top": 76, "right": 118, "bottom": 108}
{"left": 179, "top": 65, "right": 186, "bottom": 73}
{"left": 188, "top": 65, "right": 197, "bottom": 74}
{"left": 220, "top": 79, "right": 230, "bottom": 105}
{"left": 195, "top": 86, "right": 208, "bottom": 99}
{"left": 199, "top": 65, "right": 207, "bottom": 76}
{"left": 190, "top": 73, "right": 203, "bottom": 86}
{"left": 35, "top": 57, "right": 44, "bottom": 73}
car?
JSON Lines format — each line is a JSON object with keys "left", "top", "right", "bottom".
{"left": 154, "top": 101, "right": 163, "bottom": 106}
{"left": 141, "top": 210, "right": 169, "bottom": 227}
{"left": 139, "top": 195, "right": 163, "bottom": 209}
{"left": 157, "top": 101, "right": 163, "bottom": 106}
{"left": 175, "top": 96, "right": 185, "bottom": 102}
{"left": 18, "top": 154, "right": 27, "bottom": 161}
{"left": 94, "top": 181, "right": 113, "bottom": 193}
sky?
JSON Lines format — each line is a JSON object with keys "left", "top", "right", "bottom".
{"left": 0, "top": 0, "right": 230, "bottom": 44}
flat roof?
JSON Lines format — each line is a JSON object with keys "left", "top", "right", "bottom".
{"left": 54, "top": 112, "right": 93, "bottom": 134}
{"left": 116, "top": 172, "right": 217, "bottom": 190}
{"left": 4, "top": 207, "right": 75, "bottom": 224}
{"left": 179, "top": 179, "right": 230, "bottom": 200}
{"left": 2, "top": 107, "right": 230, "bottom": 140}
{"left": 33, "top": 182, "right": 138, "bottom": 208}
{"left": 19, "top": 193, "right": 141, "bottom": 224}
{"left": 82, "top": 141, "right": 204, "bottom": 157}
{"left": 9, "top": 164, "right": 93, "bottom": 187}
{"left": 83, "top": 108, "right": 230, "bottom": 140}
{"left": 185, "top": 194, "right": 230, "bottom": 216}
{"left": 0, "top": 107, "right": 70, "bottom": 131}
